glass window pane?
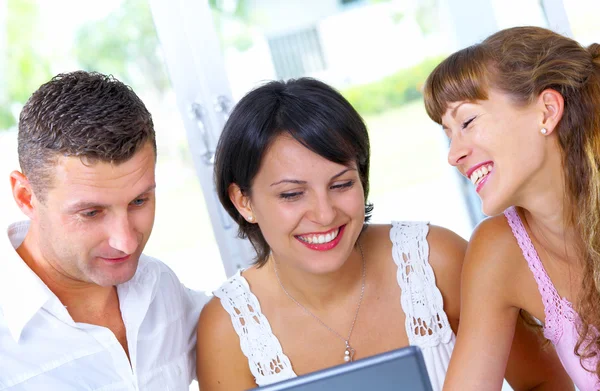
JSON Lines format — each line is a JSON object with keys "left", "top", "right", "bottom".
{"left": 563, "top": 0, "right": 600, "bottom": 45}
{"left": 216, "top": 0, "right": 474, "bottom": 238}
{"left": 491, "top": 0, "right": 548, "bottom": 29}
{"left": 1, "top": 0, "right": 225, "bottom": 292}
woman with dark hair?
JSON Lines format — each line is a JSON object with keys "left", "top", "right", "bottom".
{"left": 196, "top": 78, "right": 570, "bottom": 391}
{"left": 423, "top": 26, "right": 600, "bottom": 390}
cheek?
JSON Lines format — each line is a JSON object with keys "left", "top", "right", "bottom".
{"left": 65, "top": 223, "right": 100, "bottom": 249}
{"left": 252, "top": 200, "right": 305, "bottom": 246}
{"left": 255, "top": 204, "right": 301, "bottom": 250}
{"left": 41, "top": 213, "right": 83, "bottom": 246}
{"left": 484, "top": 126, "right": 542, "bottom": 166}
{"left": 340, "top": 186, "right": 366, "bottom": 215}
{"left": 44, "top": 221, "right": 94, "bottom": 260}
{"left": 258, "top": 201, "right": 304, "bottom": 227}
{"left": 132, "top": 207, "right": 156, "bottom": 233}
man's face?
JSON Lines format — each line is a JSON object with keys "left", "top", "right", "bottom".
{"left": 30, "top": 142, "right": 156, "bottom": 287}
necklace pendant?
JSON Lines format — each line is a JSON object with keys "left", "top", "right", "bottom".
{"left": 344, "top": 342, "right": 355, "bottom": 363}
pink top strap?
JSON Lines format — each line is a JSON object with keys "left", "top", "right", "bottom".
{"left": 503, "top": 206, "right": 576, "bottom": 343}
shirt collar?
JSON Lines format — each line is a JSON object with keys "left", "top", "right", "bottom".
{"left": 0, "top": 221, "right": 55, "bottom": 342}
{"left": 0, "top": 221, "right": 160, "bottom": 344}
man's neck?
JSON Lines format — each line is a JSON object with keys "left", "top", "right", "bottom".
{"left": 17, "top": 233, "right": 130, "bottom": 359}
{"left": 17, "top": 233, "right": 120, "bottom": 321}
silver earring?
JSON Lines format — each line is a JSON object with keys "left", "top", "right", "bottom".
{"left": 541, "top": 128, "right": 548, "bottom": 135}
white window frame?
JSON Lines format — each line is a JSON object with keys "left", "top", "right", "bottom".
{"left": 148, "top": 0, "right": 255, "bottom": 277}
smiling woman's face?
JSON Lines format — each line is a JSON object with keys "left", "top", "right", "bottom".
{"left": 441, "top": 88, "right": 552, "bottom": 216}
{"left": 234, "top": 134, "right": 365, "bottom": 274}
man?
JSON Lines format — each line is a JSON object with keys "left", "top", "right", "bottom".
{"left": 0, "top": 71, "right": 208, "bottom": 390}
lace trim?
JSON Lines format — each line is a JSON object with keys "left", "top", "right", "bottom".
{"left": 504, "top": 207, "right": 577, "bottom": 343}
{"left": 213, "top": 273, "right": 295, "bottom": 385}
{"left": 215, "top": 222, "right": 453, "bottom": 386}
{"left": 391, "top": 221, "right": 453, "bottom": 348}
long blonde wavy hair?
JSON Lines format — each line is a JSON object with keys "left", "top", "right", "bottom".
{"left": 423, "top": 26, "right": 600, "bottom": 377}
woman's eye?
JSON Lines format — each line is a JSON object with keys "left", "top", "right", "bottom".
{"left": 462, "top": 116, "right": 477, "bottom": 129}
{"left": 331, "top": 180, "right": 354, "bottom": 190}
{"left": 279, "top": 192, "right": 303, "bottom": 200}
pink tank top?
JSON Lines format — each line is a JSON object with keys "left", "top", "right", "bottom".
{"left": 504, "top": 207, "right": 599, "bottom": 390}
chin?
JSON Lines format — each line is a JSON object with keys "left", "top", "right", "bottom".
{"left": 95, "top": 262, "right": 139, "bottom": 286}
{"left": 480, "top": 197, "right": 510, "bottom": 217}
{"left": 302, "top": 256, "right": 347, "bottom": 275}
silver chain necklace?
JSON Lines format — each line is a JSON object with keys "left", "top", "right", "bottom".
{"left": 273, "top": 243, "right": 366, "bottom": 363}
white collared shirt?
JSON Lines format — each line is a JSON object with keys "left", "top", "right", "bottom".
{"left": 0, "top": 221, "right": 209, "bottom": 390}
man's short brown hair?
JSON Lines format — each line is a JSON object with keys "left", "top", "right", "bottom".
{"left": 18, "top": 71, "right": 156, "bottom": 201}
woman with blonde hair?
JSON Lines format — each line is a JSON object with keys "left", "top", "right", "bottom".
{"left": 424, "top": 26, "right": 600, "bottom": 390}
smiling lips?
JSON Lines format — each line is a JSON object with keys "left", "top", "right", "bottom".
{"left": 467, "top": 162, "right": 494, "bottom": 192}
{"left": 295, "top": 225, "right": 345, "bottom": 251}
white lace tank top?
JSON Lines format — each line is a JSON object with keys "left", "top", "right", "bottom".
{"left": 214, "top": 222, "right": 455, "bottom": 390}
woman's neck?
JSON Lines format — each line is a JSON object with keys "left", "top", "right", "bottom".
{"left": 519, "top": 184, "right": 580, "bottom": 265}
{"left": 268, "top": 246, "right": 365, "bottom": 312}
{"left": 516, "top": 141, "right": 581, "bottom": 263}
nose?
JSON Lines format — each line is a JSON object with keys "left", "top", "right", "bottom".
{"left": 307, "top": 191, "right": 336, "bottom": 226}
{"left": 108, "top": 214, "right": 138, "bottom": 255}
{"left": 447, "top": 134, "right": 470, "bottom": 167}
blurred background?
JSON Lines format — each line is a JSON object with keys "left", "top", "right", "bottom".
{"left": 0, "top": 1, "right": 597, "bottom": 388}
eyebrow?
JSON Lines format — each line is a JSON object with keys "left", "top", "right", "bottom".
{"left": 270, "top": 168, "right": 356, "bottom": 187}
{"left": 66, "top": 184, "right": 156, "bottom": 212}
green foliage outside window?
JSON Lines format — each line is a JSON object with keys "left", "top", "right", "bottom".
{"left": 0, "top": 0, "right": 252, "bottom": 131}
{"left": 1, "top": 0, "right": 442, "bottom": 131}
{"left": 1, "top": 0, "right": 52, "bottom": 129}
{"left": 342, "top": 56, "right": 444, "bottom": 115}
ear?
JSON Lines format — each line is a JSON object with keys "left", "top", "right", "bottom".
{"left": 538, "top": 89, "right": 564, "bottom": 135}
{"left": 10, "top": 171, "right": 36, "bottom": 219}
{"left": 228, "top": 183, "right": 256, "bottom": 223}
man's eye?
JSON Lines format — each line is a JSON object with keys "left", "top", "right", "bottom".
{"left": 131, "top": 198, "right": 148, "bottom": 206}
{"left": 82, "top": 210, "right": 99, "bottom": 218}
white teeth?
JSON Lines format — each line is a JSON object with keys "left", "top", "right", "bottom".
{"left": 469, "top": 164, "right": 493, "bottom": 185}
{"left": 298, "top": 228, "right": 340, "bottom": 244}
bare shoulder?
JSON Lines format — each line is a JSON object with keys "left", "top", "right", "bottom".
{"left": 197, "top": 295, "right": 234, "bottom": 339}
{"left": 426, "top": 225, "right": 468, "bottom": 283}
{"left": 462, "top": 214, "right": 526, "bottom": 307}
{"left": 466, "top": 214, "right": 523, "bottom": 274}
{"left": 360, "top": 224, "right": 393, "bottom": 253}
{"left": 425, "top": 225, "right": 467, "bottom": 327}
{"left": 359, "top": 224, "right": 398, "bottom": 280}
{"left": 197, "top": 295, "right": 249, "bottom": 357}
{"left": 361, "top": 222, "right": 467, "bottom": 273}
{"left": 197, "top": 296, "right": 255, "bottom": 390}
